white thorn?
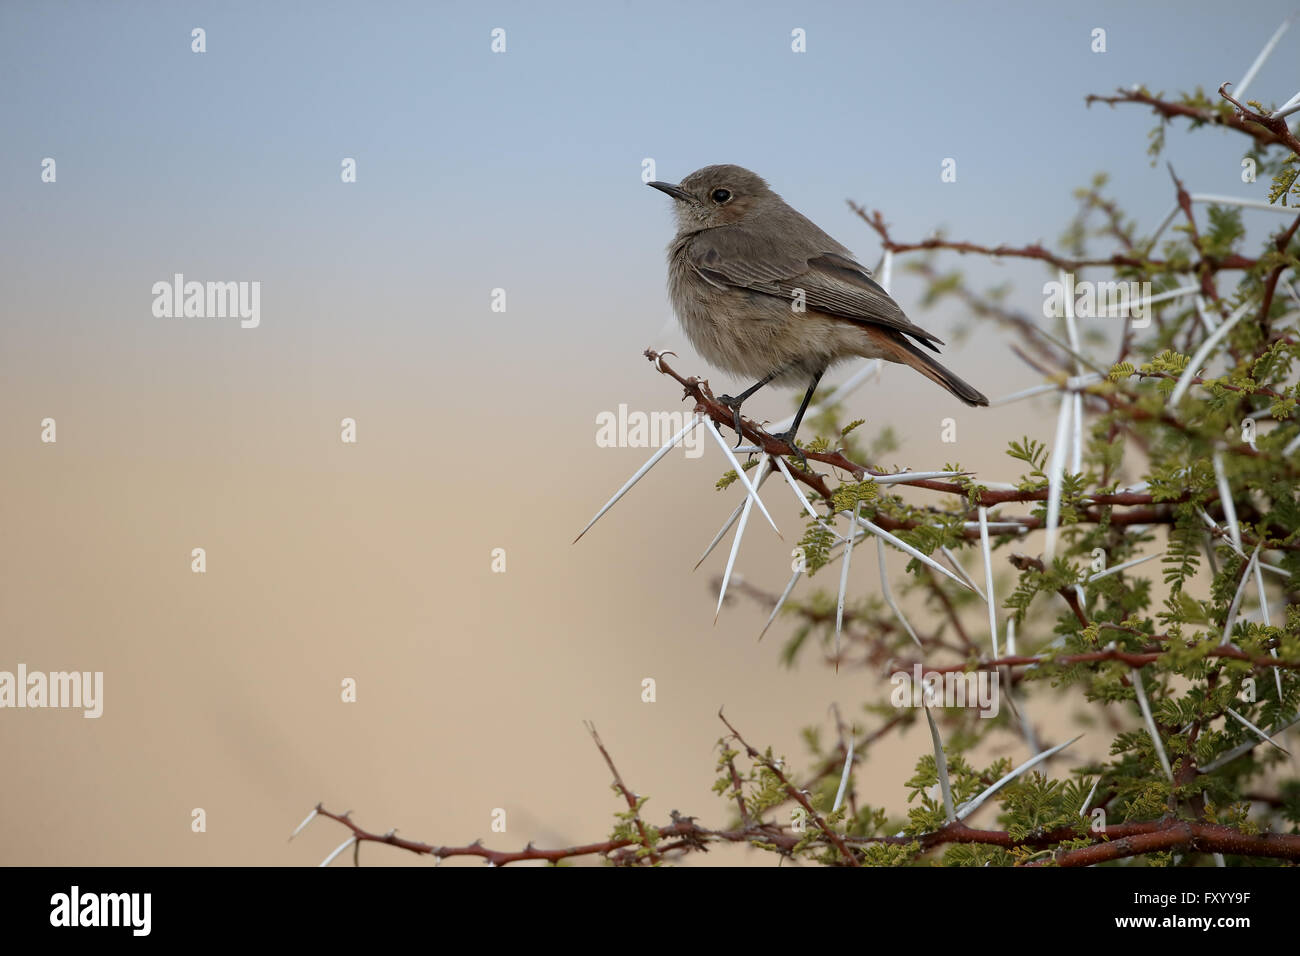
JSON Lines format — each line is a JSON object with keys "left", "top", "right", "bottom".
{"left": 1130, "top": 668, "right": 1174, "bottom": 782}
{"left": 773, "top": 453, "right": 819, "bottom": 517}
{"left": 1043, "top": 390, "right": 1074, "bottom": 563}
{"left": 1222, "top": 544, "right": 1262, "bottom": 646}
{"left": 954, "top": 734, "right": 1085, "bottom": 822}
{"left": 978, "top": 507, "right": 999, "bottom": 658}
{"left": 879, "top": 537, "right": 923, "bottom": 648}
{"left": 290, "top": 808, "right": 319, "bottom": 841}
{"left": 923, "top": 706, "right": 956, "bottom": 823}
{"left": 1226, "top": 707, "right": 1291, "bottom": 755}
{"left": 319, "top": 836, "right": 358, "bottom": 868}
{"left": 831, "top": 734, "right": 856, "bottom": 813}
{"left": 940, "top": 544, "right": 986, "bottom": 601}
{"left": 695, "top": 467, "right": 774, "bottom": 570}
{"left": 1071, "top": 391, "right": 1084, "bottom": 476}
{"left": 1079, "top": 775, "right": 1101, "bottom": 817}
{"left": 835, "top": 501, "right": 861, "bottom": 658}
{"left": 1199, "top": 711, "right": 1300, "bottom": 772}
{"left": 706, "top": 420, "right": 781, "bottom": 538}
{"left": 1212, "top": 451, "right": 1243, "bottom": 553}
{"left": 574, "top": 413, "right": 701, "bottom": 542}
{"left": 715, "top": 458, "right": 770, "bottom": 622}
{"left": 1235, "top": 15, "right": 1294, "bottom": 99}
{"left": 1170, "top": 301, "right": 1252, "bottom": 403}
{"left": 1086, "top": 551, "right": 1164, "bottom": 582}
{"left": 854, "top": 514, "right": 974, "bottom": 591}
{"left": 1189, "top": 193, "right": 1300, "bottom": 215}
{"left": 759, "top": 565, "right": 802, "bottom": 641}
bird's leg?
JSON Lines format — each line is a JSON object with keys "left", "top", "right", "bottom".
{"left": 770, "top": 369, "right": 824, "bottom": 471}
{"left": 717, "top": 368, "right": 781, "bottom": 447}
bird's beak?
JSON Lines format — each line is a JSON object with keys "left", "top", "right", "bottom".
{"left": 647, "top": 181, "right": 693, "bottom": 203}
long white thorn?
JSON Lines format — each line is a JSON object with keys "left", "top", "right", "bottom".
{"left": 1194, "top": 294, "right": 1220, "bottom": 333}
{"left": 1130, "top": 667, "right": 1174, "bottom": 782}
{"left": 1098, "top": 283, "right": 1199, "bottom": 319}
{"left": 706, "top": 420, "right": 781, "bottom": 538}
{"left": 1213, "top": 451, "right": 1243, "bottom": 553}
{"left": 1197, "top": 505, "right": 1245, "bottom": 559}
{"left": 991, "top": 382, "right": 1059, "bottom": 406}
{"left": 835, "top": 501, "right": 861, "bottom": 659}
{"left": 1043, "top": 389, "right": 1073, "bottom": 563}
{"left": 1031, "top": 323, "right": 1106, "bottom": 375}
{"left": 1199, "top": 711, "right": 1300, "bottom": 772}
{"left": 879, "top": 537, "right": 922, "bottom": 648}
{"left": 924, "top": 706, "right": 956, "bottom": 823}
{"left": 941, "top": 545, "right": 986, "bottom": 601}
{"left": 715, "top": 459, "right": 770, "bottom": 622}
{"left": 1226, "top": 708, "right": 1291, "bottom": 755}
{"left": 1080, "top": 775, "right": 1101, "bottom": 817}
{"left": 574, "top": 413, "right": 700, "bottom": 542}
{"left": 1071, "top": 391, "right": 1084, "bottom": 475}
{"left": 1170, "top": 301, "right": 1253, "bottom": 406}
{"left": 695, "top": 467, "right": 774, "bottom": 570}
{"left": 1061, "top": 269, "right": 1081, "bottom": 369}
{"left": 1086, "top": 551, "right": 1164, "bottom": 582}
{"left": 1221, "top": 545, "right": 1260, "bottom": 646}
{"left": 854, "top": 515, "right": 974, "bottom": 591}
{"left": 773, "top": 453, "right": 819, "bottom": 518}
{"left": 319, "top": 836, "right": 358, "bottom": 867}
{"left": 290, "top": 808, "right": 319, "bottom": 840}
{"left": 1272, "top": 92, "right": 1300, "bottom": 120}
{"left": 964, "top": 520, "right": 1030, "bottom": 533}
{"left": 1234, "top": 15, "right": 1294, "bottom": 100}
{"left": 696, "top": 500, "right": 746, "bottom": 571}
{"left": 1190, "top": 193, "right": 1300, "bottom": 215}
{"left": 1251, "top": 556, "right": 1285, "bottom": 699}
{"left": 978, "top": 506, "right": 999, "bottom": 658}
{"left": 955, "top": 734, "right": 1084, "bottom": 821}
{"left": 870, "top": 469, "right": 970, "bottom": 485}
{"left": 832, "top": 733, "right": 856, "bottom": 813}
{"left": 759, "top": 565, "right": 802, "bottom": 642}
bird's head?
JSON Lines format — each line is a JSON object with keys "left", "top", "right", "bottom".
{"left": 647, "top": 164, "right": 774, "bottom": 230}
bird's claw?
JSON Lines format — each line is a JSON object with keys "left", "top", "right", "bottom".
{"left": 770, "top": 430, "right": 810, "bottom": 471}
{"left": 716, "top": 394, "right": 746, "bottom": 447}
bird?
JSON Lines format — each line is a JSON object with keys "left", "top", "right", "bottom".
{"left": 647, "top": 164, "right": 988, "bottom": 451}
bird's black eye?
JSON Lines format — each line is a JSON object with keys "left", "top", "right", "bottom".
{"left": 711, "top": 188, "right": 732, "bottom": 204}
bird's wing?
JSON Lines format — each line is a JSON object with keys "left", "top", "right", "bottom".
{"left": 686, "top": 227, "right": 944, "bottom": 350}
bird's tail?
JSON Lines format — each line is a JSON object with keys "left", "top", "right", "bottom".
{"left": 892, "top": 336, "right": 989, "bottom": 407}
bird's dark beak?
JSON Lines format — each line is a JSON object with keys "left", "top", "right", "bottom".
{"left": 647, "top": 181, "right": 693, "bottom": 203}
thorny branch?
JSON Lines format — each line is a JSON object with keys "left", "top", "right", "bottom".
{"left": 305, "top": 715, "right": 1300, "bottom": 866}
{"left": 316, "top": 51, "right": 1300, "bottom": 869}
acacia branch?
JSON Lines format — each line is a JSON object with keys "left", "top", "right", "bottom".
{"left": 1086, "top": 86, "right": 1296, "bottom": 152}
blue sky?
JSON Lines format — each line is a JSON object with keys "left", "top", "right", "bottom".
{"left": 3, "top": 0, "right": 1297, "bottom": 384}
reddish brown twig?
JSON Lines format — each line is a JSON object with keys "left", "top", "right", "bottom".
{"left": 586, "top": 722, "right": 660, "bottom": 864}
{"left": 718, "top": 709, "right": 861, "bottom": 866}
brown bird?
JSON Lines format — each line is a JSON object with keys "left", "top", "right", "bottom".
{"left": 648, "top": 164, "right": 988, "bottom": 448}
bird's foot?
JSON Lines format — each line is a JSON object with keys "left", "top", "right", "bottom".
{"left": 770, "top": 430, "right": 809, "bottom": 472}
{"left": 716, "top": 394, "right": 747, "bottom": 447}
